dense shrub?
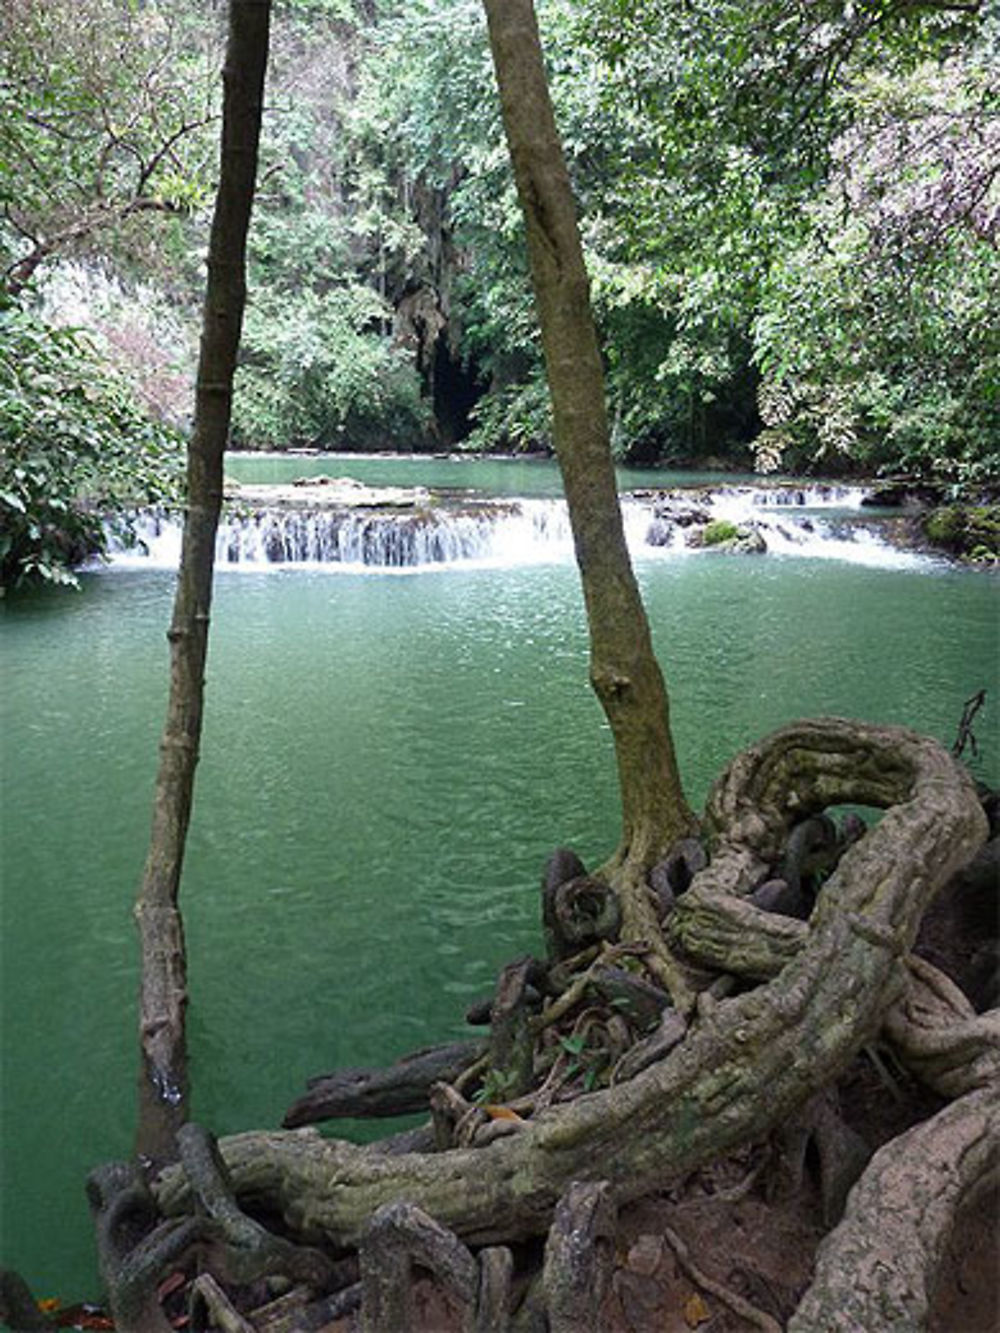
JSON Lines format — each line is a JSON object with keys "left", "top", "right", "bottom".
{"left": 230, "top": 288, "right": 432, "bottom": 451}
{"left": 0, "top": 303, "right": 182, "bottom": 589}
{"left": 923, "top": 505, "right": 1000, "bottom": 563}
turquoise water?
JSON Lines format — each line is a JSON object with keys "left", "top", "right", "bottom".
{"left": 1, "top": 461, "right": 997, "bottom": 1300}
{"left": 223, "top": 449, "right": 763, "bottom": 496}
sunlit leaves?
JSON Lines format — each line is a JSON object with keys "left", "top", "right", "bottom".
{"left": 751, "top": 35, "right": 1000, "bottom": 482}
{"left": 3, "top": 0, "right": 993, "bottom": 482}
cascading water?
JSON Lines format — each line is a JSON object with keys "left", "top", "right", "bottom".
{"left": 109, "top": 484, "right": 929, "bottom": 573}
{"left": 221, "top": 507, "right": 504, "bottom": 567}
{"left": 701, "top": 485, "right": 928, "bottom": 565}
{"left": 739, "top": 484, "right": 867, "bottom": 509}
{"left": 116, "top": 499, "right": 577, "bottom": 571}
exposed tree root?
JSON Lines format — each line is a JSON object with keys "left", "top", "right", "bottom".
{"left": 282, "top": 1039, "right": 488, "bottom": 1128}
{"left": 661, "top": 1222, "right": 783, "bottom": 1333}
{"left": 787, "top": 1082, "right": 1000, "bottom": 1331}
{"left": 85, "top": 719, "right": 992, "bottom": 1329}
{"left": 358, "top": 1202, "right": 479, "bottom": 1332}
{"left": 885, "top": 954, "right": 1000, "bottom": 1098}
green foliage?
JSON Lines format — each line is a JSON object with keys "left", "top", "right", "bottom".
{"left": 232, "top": 287, "right": 430, "bottom": 450}
{"left": 557, "top": 1031, "right": 609, "bottom": 1091}
{"left": 353, "top": 0, "right": 804, "bottom": 458}
{"left": 568, "top": 0, "right": 991, "bottom": 472}
{"left": 0, "top": 0, "right": 219, "bottom": 293}
{"left": 279, "top": 0, "right": 359, "bottom": 19}
{"left": 223, "top": 2, "right": 437, "bottom": 450}
{"left": 0, "top": 303, "right": 182, "bottom": 589}
{"left": 464, "top": 376, "right": 551, "bottom": 454}
{"left": 923, "top": 506, "right": 1000, "bottom": 563}
{"left": 6, "top": 0, "right": 995, "bottom": 479}
{"left": 352, "top": 0, "right": 526, "bottom": 448}
{"left": 753, "top": 50, "right": 1000, "bottom": 481}
{"left": 701, "top": 519, "right": 740, "bottom": 546}
{"left": 472, "top": 1066, "right": 522, "bottom": 1106}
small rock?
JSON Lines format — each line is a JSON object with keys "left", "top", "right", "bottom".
{"left": 613, "top": 1268, "right": 664, "bottom": 1319}
{"left": 627, "top": 1233, "right": 665, "bottom": 1276}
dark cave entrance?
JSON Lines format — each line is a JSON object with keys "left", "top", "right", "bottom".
{"left": 431, "top": 337, "right": 485, "bottom": 447}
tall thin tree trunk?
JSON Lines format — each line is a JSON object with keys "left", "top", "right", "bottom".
{"left": 481, "top": 0, "right": 696, "bottom": 885}
{"left": 134, "top": 0, "right": 271, "bottom": 1162}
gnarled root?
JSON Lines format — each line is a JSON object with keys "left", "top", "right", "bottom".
{"left": 87, "top": 1159, "right": 210, "bottom": 1333}
{"left": 87, "top": 1126, "right": 339, "bottom": 1333}
{"left": 177, "top": 1123, "right": 335, "bottom": 1290}
{"left": 0, "top": 1270, "right": 55, "bottom": 1331}
{"left": 154, "top": 720, "right": 987, "bottom": 1272}
{"left": 358, "top": 1202, "right": 479, "bottom": 1333}
{"left": 789, "top": 1082, "right": 1000, "bottom": 1331}
{"left": 542, "top": 1180, "right": 616, "bottom": 1332}
{"left": 282, "top": 1039, "right": 488, "bottom": 1128}
{"left": 885, "top": 955, "right": 1000, "bottom": 1098}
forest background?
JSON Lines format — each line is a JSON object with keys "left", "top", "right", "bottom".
{"left": 0, "top": 0, "right": 997, "bottom": 589}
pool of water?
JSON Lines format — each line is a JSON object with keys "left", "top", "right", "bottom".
{"left": 1, "top": 463, "right": 997, "bottom": 1299}
{"left": 222, "top": 449, "right": 764, "bottom": 496}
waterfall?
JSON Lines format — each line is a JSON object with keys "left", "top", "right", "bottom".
{"left": 108, "top": 485, "right": 929, "bottom": 573}
{"left": 640, "top": 485, "right": 926, "bottom": 568}
{"left": 741, "top": 483, "right": 867, "bottom": 509}
{"left": 114, "top": 499, "right": 576, "bottom": 572}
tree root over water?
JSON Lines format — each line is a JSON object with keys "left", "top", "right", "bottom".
{"left": 30, "top": 718, "right": 992, "bottom": 1332}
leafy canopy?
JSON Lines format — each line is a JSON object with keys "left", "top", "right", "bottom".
{"left": 0, "top": 0, "right": 220, "bottom": 294}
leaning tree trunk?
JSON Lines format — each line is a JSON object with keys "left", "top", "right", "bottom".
{"left": 482, "top": 0, "right": 697, "bottom": 900}
{"left": 134, "top": 0, "right": 271, "bottom": 1162}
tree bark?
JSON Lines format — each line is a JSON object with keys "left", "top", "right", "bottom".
{"left": 176, "top": 1122, "right": 334, "bottom": 1289}
{"left": 358, "top": 1202, "right": 479, "bottom": 1333}
{"left": 86, "top": 1160, "right": 210, "bottom": 1333}
{"left": 787, "top": 1083, "right": 1000, "bottom": 1332}
{"left": 481, "top": 0, "right": 697, "bottom": 890}
{"left": 134, "top": 0, "right": 271, "bottom": 1161}
{"left": 283, "top": 1039, "right": 488, "bottom": 1127}
{"left": 542, "top": 1181, "right": 616, "bottom": 1332}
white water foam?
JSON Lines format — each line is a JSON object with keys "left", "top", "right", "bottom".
{"left": 108, "top": 500, "right": 576, "bottom": 574}
{"left": 106, "top": 489, "right": 930, "bottom": 574}
{"left": 697, "top": 487, "right": 926, "bottom": 569}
